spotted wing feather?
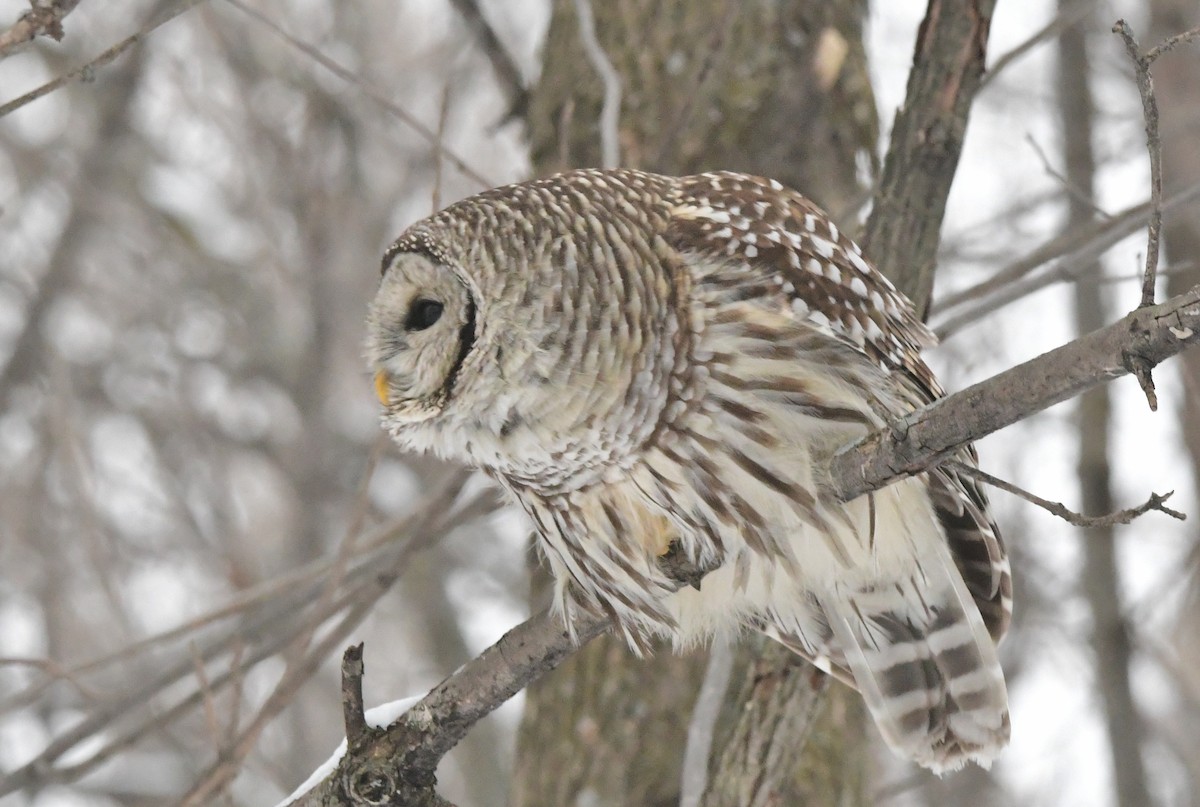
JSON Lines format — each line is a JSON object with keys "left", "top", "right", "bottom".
{"left": 662, "top": 171, "right": 1012, "bottom": 770}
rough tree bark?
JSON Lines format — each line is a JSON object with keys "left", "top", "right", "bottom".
{"left": 1057, "top": 9, "right": 1154, "bottom": 807}
{"left": 862, "top": 0, "right": 997, "bottom": 313}
{"left": 514, "top": 2, "right": 877, "bottom": 805}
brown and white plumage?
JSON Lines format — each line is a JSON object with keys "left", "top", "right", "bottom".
{"left": 366, "top": 169, "right": 1013, "bottom": 772}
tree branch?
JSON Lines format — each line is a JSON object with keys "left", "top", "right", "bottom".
{"left": 446, "top": 0, "right": 529, "bottom": 119}
{"left": 285, "top": 282, "right": 1200, "bottom": 805}
{"left": 1114, "top": 19, "right": 1167, "bottom": 310}
{"left": 1111, "top": 19, "right": 1200, "bottom": 411}
{"left": 341, "top": 644, "right": 369, "bottom": 748}
{"left": 830, "top": 285, "right": 1200, "bottom": 499}
{"left": 289, "top": 610, "right": 608, "bottom": 805}
{"left": 978, "top": 0, "right": 1091, "bottom": 89}
{"left": 0, "top": 0, "right": 83, "bottom": 60}
{"left": 0, "top": 0, "right": 207, "bottom": 119}
{"left": 947, "top": 460, "right": 1184, "bottom": 527}
{"left": 223, "top": 0, "right": 496, "bottom": 188}
{"left": 931, "top": 181, "right": 1200, "bottom": 338}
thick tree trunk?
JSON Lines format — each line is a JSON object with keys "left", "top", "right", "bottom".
{"left": 513, "top": 2, "right": 876, "bottom": 804}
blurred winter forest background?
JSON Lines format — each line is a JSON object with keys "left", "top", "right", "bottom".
{"left": 0, "top": 1, "right": 1197, "bottom": 805}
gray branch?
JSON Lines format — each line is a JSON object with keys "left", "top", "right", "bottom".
{"left": 0, "top": 0, "right": 83, "bottom": 60}
{"left": 831, "top": 287, "right": 1200, "bottom": 499}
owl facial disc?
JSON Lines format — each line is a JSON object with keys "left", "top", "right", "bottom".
{"left": 366, "top": 250, "right": 476, "bottom": 423}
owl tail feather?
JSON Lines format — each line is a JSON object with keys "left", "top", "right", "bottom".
{"left": 819, "top": 541, "right": 1010, "bottom": 774}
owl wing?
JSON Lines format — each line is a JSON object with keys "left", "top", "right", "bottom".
{"left": 663, "top": 171, "right": 1010, "bottom": 637}
{"left": 660, "top": 172, "right": 1011, "bottom": 771}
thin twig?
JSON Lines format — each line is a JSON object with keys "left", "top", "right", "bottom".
{"left": 446, "top": 0, "right": 528, "bottom": 117}
{"left": 179, "top": 584, "right": 393, "bottom": 805}
{"left": 179, "top": 444, "right": 415, "bottom": 803}
{"left": 980, "top": 0, "right": 1093, "bottom": 89}
{"left": 932, "top": 181, "right": 1200, "bottom": 337}
{"left": 432, "top": 83, "right": 452, "bottom": 213}
{"left": 1143, "top": 25, "right": 1200, "bottom": 65}
{"left": 0, "top": 0, "right": 83, "bottom": 60}
{"left": 940, "top": 261, "right": 1200, "bottom": 340}
{"left": 190, "top": 642, "right": 224, "bottom": 760}
{"left": 936, "top": 194, "right": 1152, "bottom": 314}
{"left": 176, "top": 482, "right": 487, "bottom": 805}
{"left": 1109, "top": 18, "right": 1200, "bottom": 410}
{"left": 572, "top": 0, "right": 621, "bottom": 168}
{"left": 1113, "top": 19, "right": 1165, "bottom": 311}
{"left": 0, "top": 0, "right": 207, "bottom": 119}
{"left": 946, "top": 460, "right": 1185, "bottom": 527}
{"left": 0, "top": 476, "right": 482, "bottom": 797}
{"left": 1024, "top": 132, "right": 1112, "bottom": 219}
{"left": 222, "top": 0, "right": 494, "bottom": 187}
{"left": 0, "top": 470, "right": 473, "bottom": 719}
{"left": 0, "top": 514, "right": 403, "bottom": 714}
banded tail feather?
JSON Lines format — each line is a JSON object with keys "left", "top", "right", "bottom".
{"left": 819, "top": 538, "right": 1010, "bottom": 772}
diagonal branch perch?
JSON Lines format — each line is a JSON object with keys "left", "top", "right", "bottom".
{"left": 830, "top": 286, "right": 1200, "bottom": 500}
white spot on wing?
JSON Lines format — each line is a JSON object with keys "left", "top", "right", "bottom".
{"left": 809, "top": 236, "right": 835, "bottom": 258}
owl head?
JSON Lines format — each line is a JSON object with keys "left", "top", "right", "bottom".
{"left": 365, "top": 247, "right": 478, "bottom": 424}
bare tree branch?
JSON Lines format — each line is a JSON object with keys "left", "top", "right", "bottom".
{"left": 340, "top": 644, "right": 369, "bottom": 748}
{"left": 978, "top": 0, "right": 1092, "bottom": 89}
{"left": 446, "top": 0, "right": 529, "bottom": 118}
{"left": 0, "top": 0, "right": 207, "bottom": 119}
{"left": 222, "top": 0, "right": 496, "bottom": 188}
{"left": 931, "top": 181, "right": 1200, "bottom": 338}
{"left": 1143, "top": 24, "right": 1200, "bottom": 64}
{"left": 1113, "top": 19, "right": 1167, "bottom": 310}
{"left": 1112, "top": 18, "right": 1200, "bottom": 411}
{"left": 947, "top": 460, "right": 1184, "bottom": 527}
{"left": 293, "top": 610, "right": 609, "bottom": 806}
{"left": 0, "top": 474, "right": 483, "bottom": 797}
{"left": 831, "top": 285, "right": 1200, "bottom": 500}
{"left": 0, "top": 0, "right": 83, "bottom": 60}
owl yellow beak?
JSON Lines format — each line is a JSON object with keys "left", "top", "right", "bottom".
{"left": 373, "top": 371, "right": 391, "bottom": 407}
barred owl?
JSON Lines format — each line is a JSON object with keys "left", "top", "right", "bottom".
{"left": 366, "top": 169, "right": 1012, "bottom": 772}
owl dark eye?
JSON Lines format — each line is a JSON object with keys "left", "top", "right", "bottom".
{"left": 405, "top": 299, "right": 444, "bottom": 331}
